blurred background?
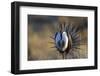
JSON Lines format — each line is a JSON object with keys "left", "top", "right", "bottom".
{"left": 28, "top": 15, "right": 88, "bottom": 61}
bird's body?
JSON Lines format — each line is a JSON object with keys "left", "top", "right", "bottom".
{"left": 51, "top": 23, "right": 81, "bottom": 59}
{"left": 55, "top": 32, "right": 69, "bottom": 52}
{"left": 54, "top": 31, "right": 72, "bottom": 58}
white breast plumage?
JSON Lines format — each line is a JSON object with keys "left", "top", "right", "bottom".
{"left": 62, "top": 32, "right": 68, "bottom": 51}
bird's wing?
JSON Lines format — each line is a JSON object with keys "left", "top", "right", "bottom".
{"left": 55, "top": 32, "right": 61, "bottom": 49}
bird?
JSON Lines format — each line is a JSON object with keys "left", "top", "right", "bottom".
{"left": 50, "top": 22, "right": 81, "bottom": 59}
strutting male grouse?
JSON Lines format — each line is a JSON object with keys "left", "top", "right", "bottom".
{"left": 51, "top": 23, "right": 81, "bottom": 59}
